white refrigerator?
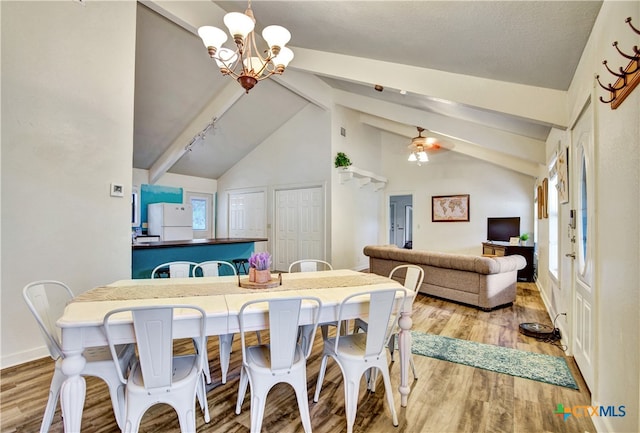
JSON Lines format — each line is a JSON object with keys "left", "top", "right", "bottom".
{"left": 147, "top": 203, "right": 193, "bottom": 241}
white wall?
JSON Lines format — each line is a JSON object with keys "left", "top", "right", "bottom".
{"left": 379, "top": 131, "right": 535, "bottom": 255}
{"left": 331, "top": 106, "right": 385, "bottom": 270}
{"left": 133, "top": 168, "right": 217, "bottom": 194}
{"left": 0, "top": 1, "right": 137, "bottom": 367}
{"left": 216, "top": 103, "right": 331, "bottom": 253}
{"left": 565, "top": 2, "right": 639, "bottom": 432}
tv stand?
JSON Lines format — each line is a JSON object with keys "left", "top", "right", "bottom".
{"left": 482, "top": 241, "right": 535, "bottom": 282}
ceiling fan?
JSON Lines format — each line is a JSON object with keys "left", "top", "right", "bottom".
{"left": 407, "top": 127, "right": 440, "bottom": 165}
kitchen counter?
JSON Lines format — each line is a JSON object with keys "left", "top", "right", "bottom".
{"left": 131, "top": 238, "right": 268, "bottom": 279}
{"left": 132, "top": 237, "right": 268, "bottom": 249}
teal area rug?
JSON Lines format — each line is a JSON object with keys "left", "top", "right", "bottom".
{"left": 409, "top": 332, "right": 579, "bottom": 390}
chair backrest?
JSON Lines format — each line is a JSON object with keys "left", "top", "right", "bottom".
{"left": 238, "top": 297, "right": 322, "bottom": 373}
{"left": 334, "top": 288, "right": 408, "bottom": 359}
{"left": 389, "top": 265, "right": 424, "bottom": 293}
{"left": 151, "top": 261, "right": 198, "bottom": 279}
{"left": 103, "top": 305, "right": 206, "bottom": 389}
{"left": 288, "top": 259, "right": 333, "bottom": 273}
{"left": 22, "top": 280, "right": 74, "bottom": 360}
{"left": 192, "top": 260, "right": 237, "bottom": 277}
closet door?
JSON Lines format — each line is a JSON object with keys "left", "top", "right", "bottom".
{"left": 274, "top": 186, "right": 325, "bottom": 271}
{"left": 229, "top": 190, "right": 267, "bottom": 251}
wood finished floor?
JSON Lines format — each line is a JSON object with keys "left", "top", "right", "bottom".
{"left": 1, "top": 282, "right": 595, "bottom": 433}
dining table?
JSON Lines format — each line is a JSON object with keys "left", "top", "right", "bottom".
{"left": 56, "top": 269, "right": 415, "bottom": 432}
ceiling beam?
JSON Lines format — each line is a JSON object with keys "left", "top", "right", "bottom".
{"left": 272, "top": 69, "right": 333, "bottom": 111}
{"left": 334, "top": 90, "right": 545, "bottom": 165}
{"left": 360, "top": 114, "right": 540, "bottom": 177}
{"left": 149, "top": 81, "right": 245, "bottom": 184}
{"left": 290, "top": 47, "right": 568, "bottom": 128}
{"left": 142, "top": 1, "right": 226, "bottom": 33}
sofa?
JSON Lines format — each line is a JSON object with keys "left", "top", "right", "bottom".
{"left": 363, "top": 245, "right": 527, "bottom": 310}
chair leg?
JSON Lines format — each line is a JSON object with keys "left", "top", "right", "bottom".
{"left": 313, "top": 355, "right": 329, "bottom": 403}
{"left": 379, "top": 366, "right": 399, "bottom": 427}
{"left": 219, "top": 334, "right": 234, "bottom": 384}
{"left": 410, "top": 354, "right": 418, "bottom": 380}
{"left": 366, "top": 367, "right": 379, "bottom": 392}
{"left": 194, "top": 337, "right": 212, "bottom": 384}
{"left": 123, "top": 402, "right": 143, "bottom": 433}
{"left": 388, "top": 333, "right": 396, "bottom": 362}
{"left": 344, "top": 375, "right": 361, "bottom": 433}
{"left": 40, "top": 367, "right": 65, "bottom": 433}
{"left": 176, "top": 404, "right": 196, "bottom": 433}
{"left": 102, "top": 375, "right": 126, "bottom": 429}
{"left": 235, "top": 367, "right": 249, "bottom": 415}
{"left": 196, "top": 373, "right": 210, "bottom": 423}
{"left": 294, "top": 379, "right": 312, "bottom": 433}
{"left": 249, "top": 383, "right": 267, "bottom": 433}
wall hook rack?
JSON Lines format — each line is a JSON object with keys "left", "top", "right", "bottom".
{"left": 596, "top": 17, "right": 640, "bottom": 109}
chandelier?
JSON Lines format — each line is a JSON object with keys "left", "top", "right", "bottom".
{"left": 408, "top": 127, "right": 430, "bottom": 165}
{"left": 197, "top": 0, "right": 294, "bottom": 93}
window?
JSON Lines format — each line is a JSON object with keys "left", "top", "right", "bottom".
{"left": 191, "top": 197, "right": 207, "bottom": 231}
{"left": 577, "top": 147, "right": 589, "bottom": 279}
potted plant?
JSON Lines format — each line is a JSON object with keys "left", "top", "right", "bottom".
{"left": 248, "top": 251, "right": 272, "bottom": 283}
{"left": 334, "top": 152, "right": 352, "bottom": 169}
{"left": 519, "top": 233, "right": 530, "bottom": 245}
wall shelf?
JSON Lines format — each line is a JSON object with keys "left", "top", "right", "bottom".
{"left": 337, "top": 166, "right": 387, "bottom": 191}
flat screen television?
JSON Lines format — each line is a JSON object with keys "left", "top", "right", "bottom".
{"left": 487, "top": 217, "right": 520, "bottom": 242}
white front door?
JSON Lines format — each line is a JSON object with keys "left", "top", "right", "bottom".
{"left": 571, "top": 101, "right": 596, "bottom": 391}
{"left": 186, "top": 192, "right": 213, "bottom": 239}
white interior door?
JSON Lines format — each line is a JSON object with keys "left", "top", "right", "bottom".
{"left": 274, "top": 186, "right": 325, "bottom": 271}
{"left": 571, "top": 101, "right": 596, "bottom": 391}
{"left": 229, "top": 191, "right": 267, "bottom": 251}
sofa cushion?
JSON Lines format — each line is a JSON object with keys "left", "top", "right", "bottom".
{"left": 363, "top": 245, "right": 525, "bottom": 274}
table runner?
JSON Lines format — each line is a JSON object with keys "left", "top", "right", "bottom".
{"left": 72, "top": 273, "right": 395, "bottom": 302}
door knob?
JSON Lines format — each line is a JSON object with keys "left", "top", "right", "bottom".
{"left": 565, "top": 253, "right": 576, "bottom": 259}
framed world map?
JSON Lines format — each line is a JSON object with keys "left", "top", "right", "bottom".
{"left": 432, "top": 194, "right": 470, "bottom": 222}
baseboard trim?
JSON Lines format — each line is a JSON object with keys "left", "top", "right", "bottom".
{"left": 1, "top": 346, "right": 49, "bottom": 370}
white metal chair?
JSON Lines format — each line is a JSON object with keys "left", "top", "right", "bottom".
{"left": 103, "top": 305, "right": 210, "bottom": 433}
{"left": 235, "top": 296, "right": 322, "bottom": 433}
{"left": 313, "top": 288, "right": 408, "bottom": 433}
{"left": 150, "top": 260, "right": 212, "bottom": 383}
{"left": 151, "top": 261, "right": 198, "bottom": 279}
{"left": 288, "top": 259, "right": 333, "bottom": 273}
{"left": 355, "top": 265, "right": 424, "bottom": 381}
{"left": 23, "top": 280, "right": 135, "bottom": 432}
{"left": 193, "top": 260, "right": 237, "bottom": 384}
{"left": 192, "top": 260, "right": 237, "bottom": 277}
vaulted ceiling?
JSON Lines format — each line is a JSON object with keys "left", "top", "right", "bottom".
{"left": 133, "top": 1, "right": 602, "bottom": 182}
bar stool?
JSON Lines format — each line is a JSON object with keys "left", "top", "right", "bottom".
{"left": 232, "top": 258, "right": 249, "bottom": 275}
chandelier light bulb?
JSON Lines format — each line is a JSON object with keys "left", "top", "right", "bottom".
{"left": 408, "top": 153, "right": 417, "bottom": 162}
{"left": 262, "top": 25, "right": 291, "bottom": 55}
{"left": 272, "top": 47, "right": 294, "bottom": 71}
{"left": 243, "top": 56, "right": 267, "bottom": 75}
{"left": 418, "top": 151, "right": 429, "bottom": 162}
{"left": 223, "top": 11, "right": 255, "bottom": 42}
{"left": 198, "top": 26, "right": 228, "bottom": 56}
